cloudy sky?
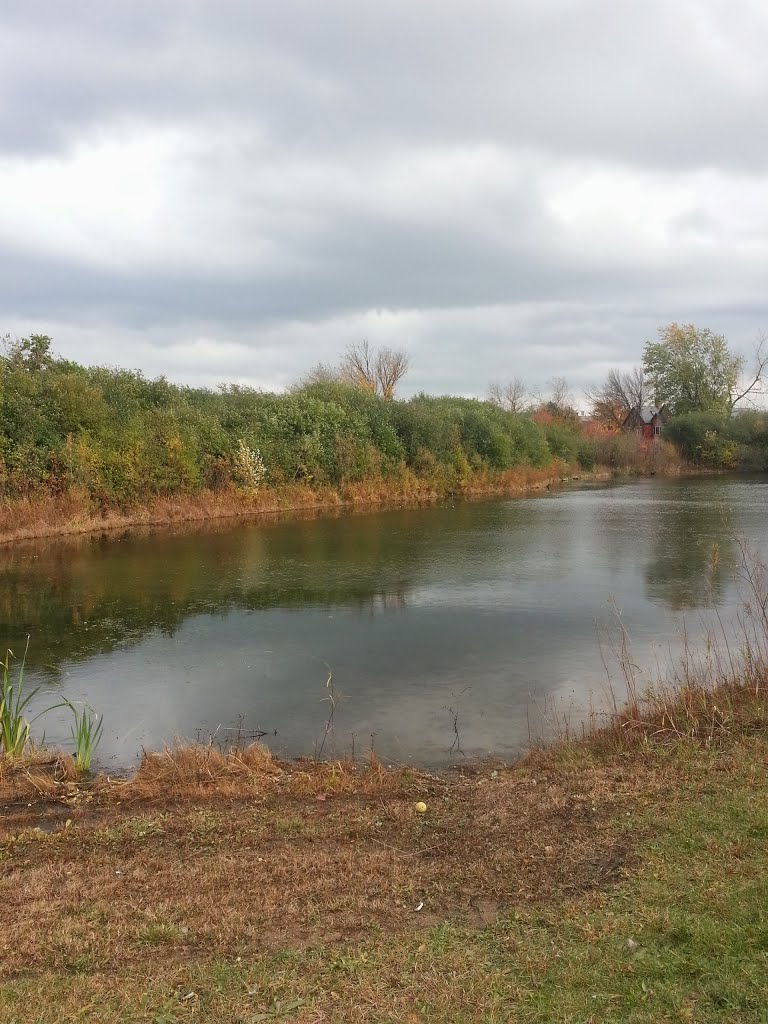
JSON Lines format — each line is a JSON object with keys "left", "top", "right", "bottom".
{"left": 2, "top": 0, "right": 768, "bottom": 400}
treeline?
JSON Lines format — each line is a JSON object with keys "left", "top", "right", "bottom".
{"left": 665, "top": 411, "right": 768, "bottom": 470}
{"left": 0, "top": 334, "right": 670, "bottom": 510}
{"left": 585, "top": 322, "right": 768, "bottom": 470}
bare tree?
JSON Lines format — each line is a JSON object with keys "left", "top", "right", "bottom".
{"left": 341, "top": 340, "right": 410, "bottom": 399}
{"left": 547, "top": 376, "right": 573, "bottom": 414}
{"left": 487, "top": 377, "right": 532, "bottom": 414}
{"left": 374, "top": 346, "right": 410, "bottom": 400}
{"left": 341, "top": 340, "right": 378, "bottom": 394}
{"left": 730, "top": 332, "right": 768, "bottom": 410}
{"left": 586, "top": 367, "right": 648, "bottom": 428}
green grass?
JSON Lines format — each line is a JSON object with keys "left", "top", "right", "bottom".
{"left": 1, "top": 742, "right": 767, "bottom": 1022}
{"left": 135, "top": 923, "right": 186, "bottom": 948}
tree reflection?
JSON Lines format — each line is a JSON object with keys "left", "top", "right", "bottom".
{"left": 644, "top": 501, "right": 734, "bottom": 610}
{"left": 0, "top": 512, "right": 441, "bottom": 676}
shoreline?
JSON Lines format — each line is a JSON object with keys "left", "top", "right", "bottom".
{"left": 1, "top": 672, "right": 766, "bottom": 1021}
{"left": 1, "top": 547, "right": 765, "bottom": 1020}
{"left": 0, "top": 464, "right": 577, "bottom": 546}
{"left": 0, "top": 462, "right": 706, "bottom": 547}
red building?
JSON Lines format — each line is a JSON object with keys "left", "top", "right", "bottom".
{"left": 621, "top": 404, "right": 672, "bottom": 439}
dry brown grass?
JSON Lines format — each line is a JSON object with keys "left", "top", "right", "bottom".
{"left": 122, "top": 740, "right": 282, "bottom": 800}
{"left": 1, "top": 737, "right": 765, "bottom": 1023}
{"left": 0, "top": 745, "right": 666, "bottom": 979}
{"left": 114, "top": 742, "right": 421, "bottom": 803}
{"left": 0, "top": 748, "right": 78, "bottom": 802}
{"left": 0, "top": 486, "right": 338, "bottom": 545}
{"left": 0, "top": 462, "right": 606, "bottom": 545}
{"left": 0, "top": 741, "right": 427, "bottom": 809}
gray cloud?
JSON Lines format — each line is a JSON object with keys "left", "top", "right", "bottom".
{"left": 1, "top": 0, "right": 768, "bottom": 398}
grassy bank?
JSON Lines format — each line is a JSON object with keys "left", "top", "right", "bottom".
{"left": 1, "top": 691, "right": 767, "bottom": 1022}
{"left": 3, "top": 546, "right": 768, "bottom": 1021}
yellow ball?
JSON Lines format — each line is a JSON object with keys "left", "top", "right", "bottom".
{"left": 415, "top": 801, "right": 427, "bottom": 814}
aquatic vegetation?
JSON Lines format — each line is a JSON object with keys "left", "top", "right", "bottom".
{"left": 0, "top": 642, "right": 36, "bottom": 756}
{"left": 65, "top": 700, "right": 103, "bottom": 773}
{"left": 1, "top": 639, "right": 102, "bottom": 770}
{"left": 0, "top": 641, "right": 66, "bottom": 757}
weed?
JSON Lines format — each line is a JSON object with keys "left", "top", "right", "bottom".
{"left": 317, "top": 665, "right": 342, "bottom": 757}
{"left": 0, "top": 640, "right": 69, "bottom": 756}
{"left": 0, "top": 641, "right": 37, "bottom": 756}
{"left": 64, "top": 700, "right": 103, "bottom": 773}
{"left": 251, "top": 996, "right": 306, "bottom": 1021}
{"left": 136, "top": 923, "right": 184, "bottom": 947}
{"left": 444, "top": 687, "right": 469, "bottom": 756}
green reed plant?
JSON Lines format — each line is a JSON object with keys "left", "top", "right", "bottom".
{"left": 65, "top": 700, "right": 103, "bottom": 773}
{"left": 0, "top": 640, "right": 39, "bottom": 756}
{"left": 1, "top": 639, "right": 98, "bottom": 764}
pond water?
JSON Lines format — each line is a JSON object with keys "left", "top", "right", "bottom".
{"left": 2, "top": 476, "right": 767, "bottom": 768}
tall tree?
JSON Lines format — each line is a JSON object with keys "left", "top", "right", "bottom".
{"left": 487, "top": 377, "right": 533, "bottom": 414}
{"left": 586, "top": 367, "right": 648, "bottom": 428}
{"left": 3, "top": 333, "right": 54, "bottom": 372}
{"left": 341, "top": 341, "right": 410, "bottom": 400}
{"left": 544, "top": 376, "right": 576, "bottom": 418}
{"left": 292, "top": 342, "right": 410, "bottom": 399}
{"left": 643, "top": 323, "right": 767, "bottom": 414}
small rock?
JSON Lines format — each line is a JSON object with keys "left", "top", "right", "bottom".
{"left": 626, "top": 937, "right": 639, "bottom": 953}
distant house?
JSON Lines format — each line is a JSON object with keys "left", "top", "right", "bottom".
{"left": 622, "top": 404, "right": 672, "bottom": 439}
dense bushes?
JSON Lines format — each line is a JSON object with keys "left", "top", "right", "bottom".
{"left": 0, "top": 336, "right": 593, "bottom": 508}
{"left": 0, "top": 333, "right": 716, "bottom": 512}
{"left": 664, "top": 410, "right": 768, "bottom": 469}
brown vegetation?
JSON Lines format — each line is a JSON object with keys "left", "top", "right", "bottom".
{"left": 297, "top": 340, "right": 410, "bottom": 399}
{"left": 586, "top": 366, "right": 649, "bottom": 429}
{"left": 341, "top": 340, "right": 411, "bottom": 400}
{"left": 0, "top": 738, "right": 664, "bottom": 977}
{"left": 0, "top": 461, "right": 587, "bottom": 545}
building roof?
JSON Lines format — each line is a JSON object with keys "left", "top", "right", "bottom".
{"left": 637, "top": 405, "right": 662, "bottom": 423}
{"left": 621, "top": 404, "right": 671, "bottom": 429}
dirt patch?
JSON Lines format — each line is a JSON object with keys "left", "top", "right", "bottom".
{"left": 0, "top": 753, "right": 670, "bottom": 979}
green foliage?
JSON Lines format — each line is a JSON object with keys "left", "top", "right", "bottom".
{"left": 0, "top": 335, "right": 600, "bottom": 506}
{"left": 665, "top": 412, "right": 745, "bottom": 468}
{"left": 700, "top": 430, "right": 740, "bottom": 469}
{"left": 392, "top": 395, "right": 551, "bottom": 473}
{"left": 542, "top": 421, "right": 580, "bottom": 463}
{"left": 1, "top": 638, "right": 103, "bottom": 765}
{"left": 728, "top": 410, "right": 768, "bottom": 471}
{"left": 643, "top": 322, "right": 742, "bottom": 415}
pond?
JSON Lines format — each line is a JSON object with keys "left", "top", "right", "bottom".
{"left": 2, "top": 476, "right": 767, "bottom": 768}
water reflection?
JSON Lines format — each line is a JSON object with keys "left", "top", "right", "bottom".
{"left": 1, "top": 477, "right": 766, "bottom": 765}
{"left": 644, "top": 499, "right": 734, "bottom": 610}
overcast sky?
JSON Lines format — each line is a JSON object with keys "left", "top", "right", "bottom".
{"left": 2, "top": 1, "right": 768, "bottom": 401}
